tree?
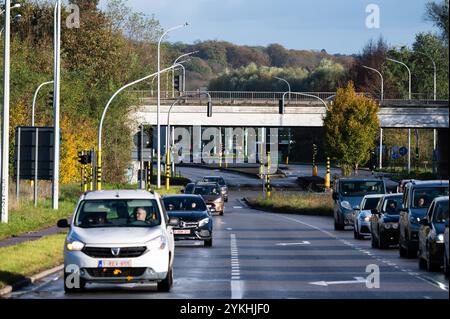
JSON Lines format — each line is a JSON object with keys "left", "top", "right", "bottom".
{"left": 425, "top": 0, "right": 449, "bottom": 45}
{"left": 324, "top": 82, "right": 380, "bottom": 175}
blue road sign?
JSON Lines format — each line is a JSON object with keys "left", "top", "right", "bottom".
{"left": 399, "top": 147, "right": 408, "bottom": 157}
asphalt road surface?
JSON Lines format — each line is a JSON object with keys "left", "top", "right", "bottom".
{"left": 9, "top": 190, "right": 448, "bottom": 299}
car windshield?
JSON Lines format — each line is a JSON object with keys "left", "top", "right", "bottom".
{"left": 203, "top": 177, "right": 225, "bottom": 186}
{"left": 383, "top": 196, "right": 403, "bottom": 214}
{"left": 433, "top": 201, "right": 449, "bottom": 224}
{"left": 194, "top": 185, "right": 220, "bottom": 196}
{"left": 163, "top": 197, "right": 207, "bottom": 211}
{"left": 185, "top": 184, "right": 195, "bottom": 193}
{"left": 362, "top": 197, "right": 381, "bottom": 210}
{"left": 74, "top": 199, "right": 161, "bottom": 228}
{"left": 412, "top": 187, "right": 449, "bottom": 209}
{"left": 340, "top": 181, "right": 385, "bottom": 197}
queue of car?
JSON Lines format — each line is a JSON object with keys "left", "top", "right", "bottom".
{"left": 333, "top": 177, "right": 449, "bottom": 277}
{"left": 57, "top": 176, "right": 228, "bottom": 293}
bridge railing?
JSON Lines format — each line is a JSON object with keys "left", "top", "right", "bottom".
{"left": 130, "top": 90, "right": 448, "bottom": 106}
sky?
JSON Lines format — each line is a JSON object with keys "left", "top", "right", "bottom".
{"left": 98, "top": 0, "right": 437, "bottom": 55}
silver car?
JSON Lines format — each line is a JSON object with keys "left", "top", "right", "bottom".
{"left": 57, "top": 190, "right": 178, "bottom": 293}
{"left": 353, "top": 194, "right": 384, "bottom": 239}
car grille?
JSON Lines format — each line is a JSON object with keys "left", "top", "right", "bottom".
{"left": 82, "top": 246, "right": 147, "bottom": 258}
{"left": 85, "top": 268, "right": 146, "bottom": 278}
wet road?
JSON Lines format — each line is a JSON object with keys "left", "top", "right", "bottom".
{"left": 9, "top": 190, "right": 448, "bottom": 299}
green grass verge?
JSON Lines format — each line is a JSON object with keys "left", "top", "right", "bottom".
{"left": 0, "top": 233, "right": 66, "bottom": 290}
{"left": 247, "top": 192, "right": 334, "bottom": 216}
{"left": 0, "top": 185, "right": 81, "bottom": 241}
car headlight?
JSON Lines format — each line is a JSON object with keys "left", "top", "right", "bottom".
{"left": 66, "top": 240, "right": 85, "bottom": 251}
{"left": 199, "top": 218, "right": 210, "bottom": 227}
{"left": 437, "top": 234, "right": 444, "bottom": 243}
{"left": 214, "top": 198, "right": 223, "bottom": 204}
{"left": 392, "top": 223, "right": 399, "bottom": 229}
{"left": 147, "top": 235, "right": 167, "bottom": 250}
{"left": 341, "top": 201, "right": 352, "bottom": 210}
{"left": 410, "top": 216, "right": 421, "bottom": 224}
{"left": 384, "top": 223, "right": 392, "bottom": 230}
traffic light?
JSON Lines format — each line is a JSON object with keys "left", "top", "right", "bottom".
{"left": 279, "top": 99, "right": 284, "bottom": 115}
{"left": 207, "top": 101, "right": 213, "bottom": 117}
{"left": 174, "top": 75, "right": 181, "bottom": 92}
{"left": 48, "top": 91, "right": 54, "bottom": 107}
{"left": 77, "top": 150, "right": 91, "bottom": 165}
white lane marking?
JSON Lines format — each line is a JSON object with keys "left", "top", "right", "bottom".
{"left": 233, "top": 206, "right": 243, "bottom": 209}
{"left": 230, "top": 234, "right": 243, "bottom": 299}
{"left": 275, "top": 241, "right": 311, "bottom": 246}
{"left": 226, "top": 228, "right": 233, "bottom": 231}
{"left": 310, "top": 277, "right": 367, "bottom": 287}
{"left": 268, "top": 213, "right": 449, "bottom": 293}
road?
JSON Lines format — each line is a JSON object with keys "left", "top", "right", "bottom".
{"left": 9, "top": 189, "right": 448, "bottom": 299}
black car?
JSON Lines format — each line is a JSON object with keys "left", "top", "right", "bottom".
{"left": 162, "top": 195, "right": 213, "bottom": 247}
{"left": 202, "top": 176, "right": 228, "bottom": 202}
{"left": 399, "top": 180, "right": 449, "bottom": 258}
{"left": 418, "top": 196, "right": 449, "bottom": 271}
{"left": 370, "top": 194, "right": 403, "bottom": 249}
{"left": 183, "top": 183, "right": 196, "bottom": 194}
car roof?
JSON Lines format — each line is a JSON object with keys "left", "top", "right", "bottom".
{"left": 196, "top": 182, "right": 219, "bottom": 186}
{"left": 162, "top": 194, "right": 201, "bottom": 199}
{"left": 432, "top": 196, "right": 449, "bottom": 204}
{"left": 338, "top": 178, "right": 384, "bottom": 182}
{"left": 407, "top": 180, "right": 449, "bottom": 187}
{"left": 81, "top": 190, "right": 158, "bottom": 201}
{"left": 382, "top": 193, "right": 403, "bottom": 198}
{"left": 363, "top": 194, "right": 385, "bottom": 199}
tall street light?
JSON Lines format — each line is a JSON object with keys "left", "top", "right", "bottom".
{"left": 157, "top": 23, "right": 189, "bottom": 189}
{"left": 416, "top": 52, "right": 437, "bottom": 101}
{"left": 387, "top": 58, "right": 411, "bottom": 100}
{"left": 52, "top": 0, "right": 61, "bottom": 210}
{"left": 274, "top": 76, "right": 291, "bottom": 101}
{"left": 1, "top": 0, "right": 12, "bottom": 223}
{"left": 97, "top": 65, "right": 180, "bottom": 191}
{"left": 362, "top": 65, "right": 384, "bottom": 101}
{"left": 32, "top": 81, "right": 54, "bottom": 126}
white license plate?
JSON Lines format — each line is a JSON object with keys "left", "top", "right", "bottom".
{"left": 97, "top": 260, "right": 132, "bottom": 268}
{"left": 174, "top": 229, "right": 191, "bottom": 235}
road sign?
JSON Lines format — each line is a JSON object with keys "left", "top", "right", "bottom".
{"left": 14, "top": 127, "right": 54, "bottom": 180}
{"left": 392, "top": 153, "right": 400, "bottom": 160}
{"left": 399, "top": 147, "right": 408, "bottom": 156}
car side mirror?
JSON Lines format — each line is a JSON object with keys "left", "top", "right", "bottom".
{"left": 168, "top": 217, "right": 180, "bottom": 227}
{"left": 57, "top": 219, "right": 70, "bottom": 228}
{"left": 332, "top": 192, "right": 339, "bottom": 200}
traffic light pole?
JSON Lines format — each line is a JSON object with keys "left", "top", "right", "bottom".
{"left": 31, "top": 81, "right": 54, "bottom": 126}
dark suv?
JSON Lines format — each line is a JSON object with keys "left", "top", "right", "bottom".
{"left": 398, "top": 180, "right": 449, "bottom": 258}
{"left": 333, "top": 178, "right": 386, "bottom": 230}
{"left": 370, "top": 193, "right": 403, "bottom": 249}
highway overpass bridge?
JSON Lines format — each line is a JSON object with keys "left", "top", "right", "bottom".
{"left": 131, "top": 91, "right": 449, "bottom": 128}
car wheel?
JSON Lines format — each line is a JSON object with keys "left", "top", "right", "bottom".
{"left": 204, "top": 238, "right": 213, "bottom": 247}
{"left": 399, "top": 244, "right": 407, "bottom": 258}
{"left": 419, "top": 257, "right": 427, "bottom": 270}
{"left": 406, "top": 246, "right": 418, "bottom": 259}
{"left": 378, "top": 235, "right": 388, "bottom": 249}
{"left": 63, "top": 272, "right": 85, "bottom": 294}
{"left": 334, "top": 220, "right": 344, "bottom": 231}
{"left": 157, "top": 266, "right": 173, "bottom": 292}
{"left": 426, "top": 249, "right": 439, "bottom": 272}
{"left": 371, "top": 233, "right": 379, "bottom": 248}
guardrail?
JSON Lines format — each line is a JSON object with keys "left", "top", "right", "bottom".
{"left": 130, "top": 90, "right": 449, "bottom": 106}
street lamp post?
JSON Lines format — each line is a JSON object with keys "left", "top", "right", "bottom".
{"left": 52, "top": 0, "right": 61, "bottom": 210}
{"left": 97, "top": 65, "right": 180, "bottom": 191}
{"left": 1, "top": 0, "right": 12, "bottom": 223}
{"left": 275, "top": 77, "right": 291, "bottom": 101}
{"left": 387, "top": 58, "right": 411, "bottom": 100}
{"left": 157, "top": 23, "right": 189, "bottom": 190}
{"left": 32, "top": 81, "right": 54, "bottom": 126}
{"left": 417, "top": 52, "right": 437, "bottom": 101}
{"left": 362, "top": 65, "right": 384, "bottom": 101}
